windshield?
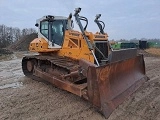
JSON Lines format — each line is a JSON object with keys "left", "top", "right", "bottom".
{"left": 40, "top": 20, "right": 66, "bottom": 46}
{"left": 52, "top": 20, "right": 64, "bottom": 46}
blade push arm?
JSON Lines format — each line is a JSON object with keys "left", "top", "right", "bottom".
{"left": 74, "top": 8, "right": 92, "bottom": 50}
{"left": 74, "top": 8, "right": 100, "bottom": 66}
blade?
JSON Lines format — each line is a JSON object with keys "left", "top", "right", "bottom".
{"left": 87, "top": 55, "right": 146, "bottom": 118}
{"left": 109, "top": 48, "right": 137, "bottom": 62}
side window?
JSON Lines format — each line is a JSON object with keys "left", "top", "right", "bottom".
{"left": 40, "top": 21, "right": 48, "bottom": 38}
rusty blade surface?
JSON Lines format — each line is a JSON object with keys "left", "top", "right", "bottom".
{"left": 110, "top": 48, "right": 137, "bottom": 63}
{"left": 87, "top": 55, "right": 146, "bottom": 118}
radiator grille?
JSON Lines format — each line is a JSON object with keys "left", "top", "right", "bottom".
{"left": 95, "top": 41, "right": 108, "bottom": 64}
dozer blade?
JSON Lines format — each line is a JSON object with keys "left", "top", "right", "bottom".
{"left": 87, "top": 55, "right": 146, "bottom": 118}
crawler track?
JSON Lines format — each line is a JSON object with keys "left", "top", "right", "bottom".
{"left": 22, "top": 55, "right": 80, "bottom": 80}
{"left": 22, "top": 55, "right": 87, "bottom": 97}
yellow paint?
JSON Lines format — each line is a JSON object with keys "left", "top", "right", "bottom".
{"left": 29, "top": 38, "right": 60, "bottom": 52}
{"left": 29, "top": 30, "right": 108, "bottom": 63}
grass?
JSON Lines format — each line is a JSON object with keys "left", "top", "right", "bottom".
{"left": 145, "top": 48, "right": 160, "bottom": 56}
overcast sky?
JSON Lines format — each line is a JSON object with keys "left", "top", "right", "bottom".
{"left": 0, "top": 0, "right": 160, "bottom": 40}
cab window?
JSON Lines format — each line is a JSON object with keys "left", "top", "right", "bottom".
{"left": 52, "top": 20, "right": 64, "bottom": 46}
{"left": 40, "top": 21, "right": 48, "bottom": 38}
{"left": 40, "top": 20, "right": 66, "bottom": 46}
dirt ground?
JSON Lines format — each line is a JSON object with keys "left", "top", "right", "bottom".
{"left": 0, "top": 52, "right": 160, "bottom": 120}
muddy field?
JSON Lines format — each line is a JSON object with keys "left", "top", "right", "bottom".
{"left": 0, "top": 52, "right": 160, "bottom": 120}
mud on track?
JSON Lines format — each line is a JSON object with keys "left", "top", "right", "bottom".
{"left": 0, "top": 52, "right": 160, "bottom": 120}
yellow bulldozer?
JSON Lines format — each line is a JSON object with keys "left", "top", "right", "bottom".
{"left": 22, "top": 8, "right": 146, "bottom": 118}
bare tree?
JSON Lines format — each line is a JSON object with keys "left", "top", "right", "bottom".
{"left": 13, "top": 27, "right": 21, "bottom": 41}
{"left": 0, "top": 24, "right": 37, "bottom": 48}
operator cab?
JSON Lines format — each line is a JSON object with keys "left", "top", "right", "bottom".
{"left": 35, "top": 15, "right": 69, "bottom": 48}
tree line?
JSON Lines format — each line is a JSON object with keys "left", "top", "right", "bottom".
{"left": 1, "top": 24, "right": 159, "bottom": 48}
{"left": 116, "top": 38, "right": 160, "bottom": 43}
{"left": 0, "top": 24, "right": 37, "bottom": 48}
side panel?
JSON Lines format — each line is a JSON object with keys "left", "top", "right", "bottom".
{"left": 58, "top": 31, "right": 94, "bottom": 63}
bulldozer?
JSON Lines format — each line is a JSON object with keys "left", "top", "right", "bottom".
{"left": 22, "top": 8, "right": 146, "bottom": 118}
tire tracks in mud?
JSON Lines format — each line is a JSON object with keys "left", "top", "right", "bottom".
{"left": 108, "top": 57, "right": 160, "bottom": 120}
{"left": 0, "top": 79, "right": 95, "bottom": 120}
{"left": 1, "top": 56, "right": 160, "bottom": 120}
